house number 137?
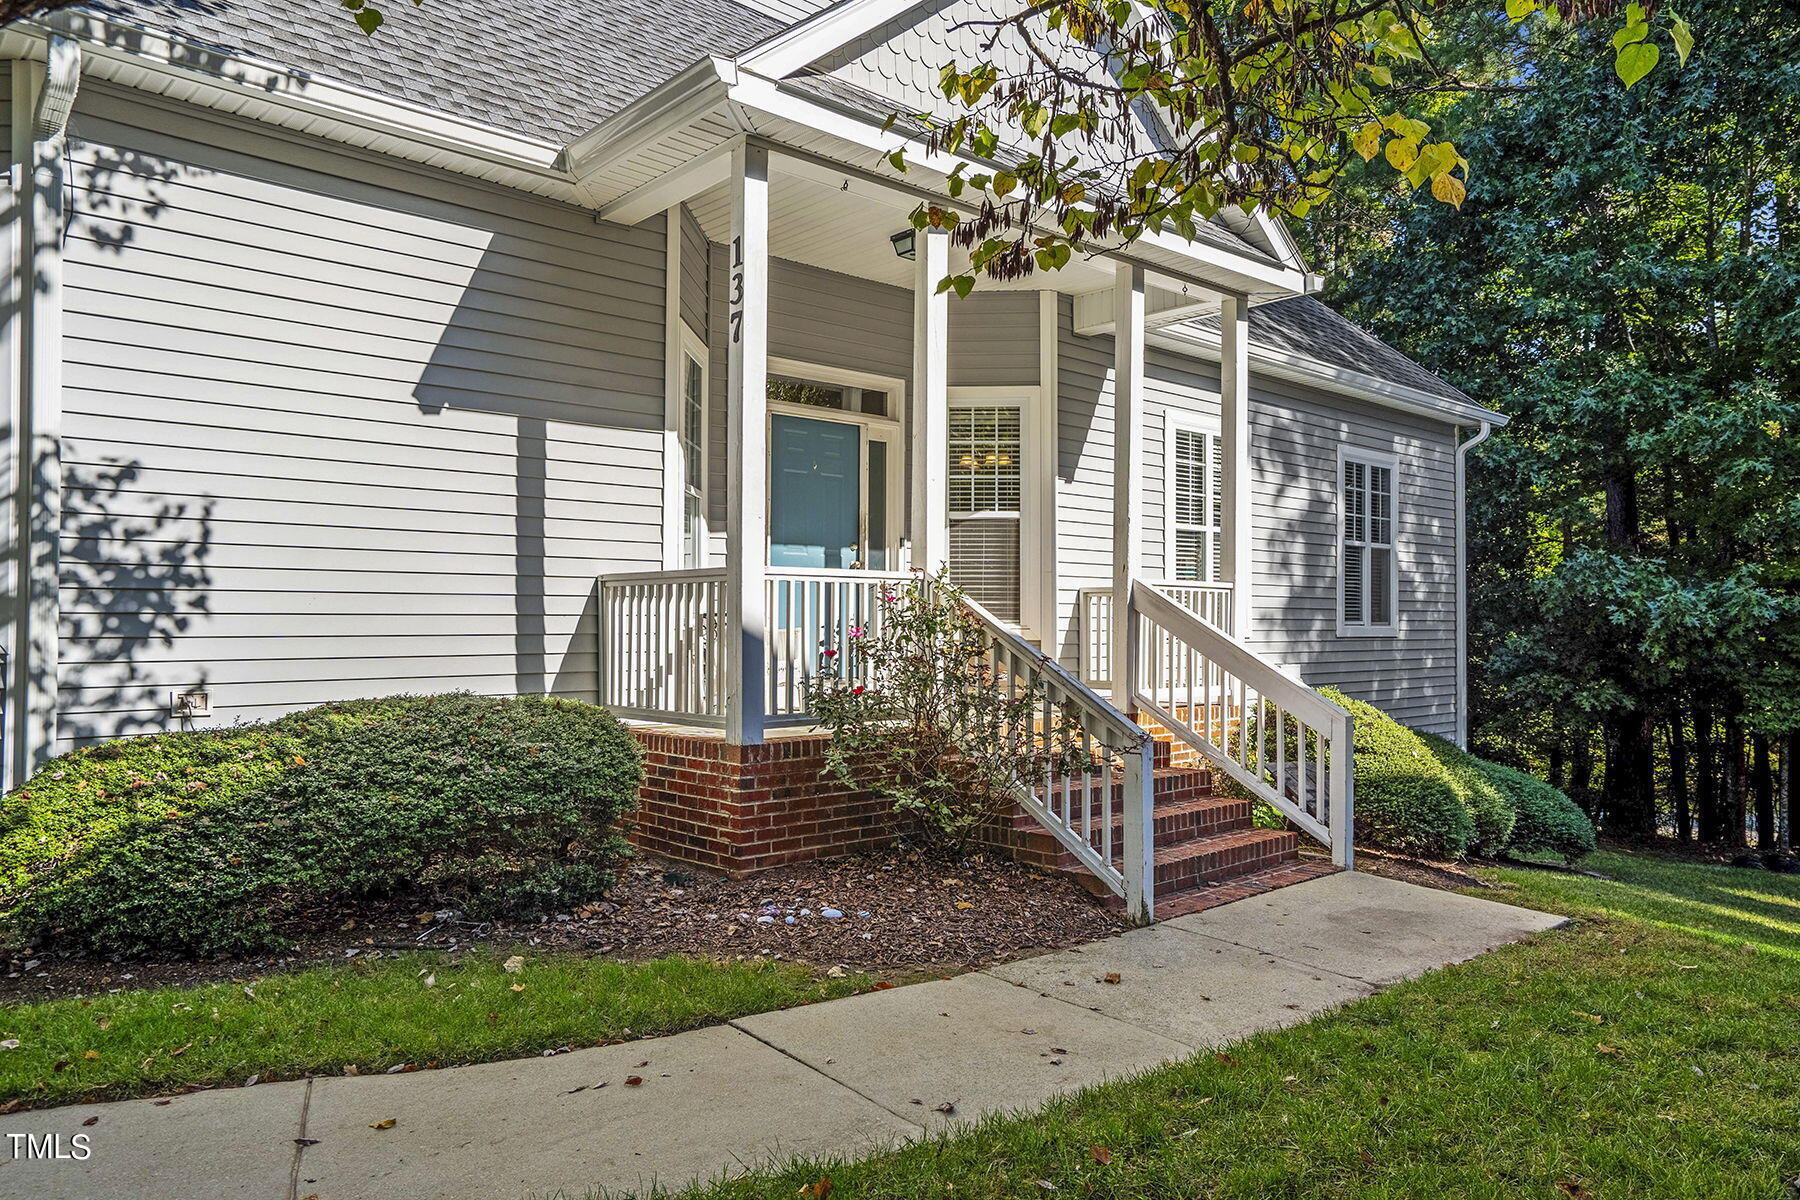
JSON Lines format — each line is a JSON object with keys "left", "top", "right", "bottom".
{"left": 729, "top": 236, "right": 745, "bottom": 344}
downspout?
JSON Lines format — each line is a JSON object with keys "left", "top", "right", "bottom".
{"left": 1453, "top": 419, "right": 1492, "bottom": 749}
{"left": 7, "top": 30, "right": 80, "bottom": 787}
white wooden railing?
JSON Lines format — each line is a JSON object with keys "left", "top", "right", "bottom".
{"left": 1129, "top": 580, "right": 1355, "bottom": 867}
{"left": 599, "top": 568, "right": 729, "bottom": 724}
{"left": 957, "top": 592, "right": 1156, "bottom": 922}
{"left": 1079, "top": 582, "right": 1233, "bottom": 688}
{"left": 598, "top": 567, "right": 909, "bottom": 727}
{"left": 765, "top": 569, "right": 912, "bottom": 720}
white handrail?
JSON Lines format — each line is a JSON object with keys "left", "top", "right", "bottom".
{"left": 957, "top": 592, "right": 1157, "bottom": 922}
{"left": 1079, "top": 582, "right": 1233, "bottom": 687}
{"left": 1130, "top": 579, "right": 1355, "bottom": 867}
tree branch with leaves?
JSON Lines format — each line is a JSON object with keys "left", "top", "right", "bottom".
{"left": 890, "top": 0, "right": 1693, "bottom": 295}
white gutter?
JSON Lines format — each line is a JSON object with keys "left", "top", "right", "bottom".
{"left": 1453, "top": 420, "right": 1494, "bottom": 748}
{"left": 6, "top": 28, "right": 80, "bottom": 786}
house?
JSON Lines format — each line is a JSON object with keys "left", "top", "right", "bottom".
{"left": 0, "top": 0, "right": 1505, "bottom": 919}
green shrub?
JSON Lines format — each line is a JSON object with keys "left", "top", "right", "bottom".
{"left": 1320, "top": 689, "right": 1475, "bottom": 858}
{"left": 1420, "top": 733, "right": 1518, "bottom": 856}
{"left": 1, "top": 694, "right": 642, "bottom": 956}
{"left": 1472, "top": 758, "right": 1597, "bottom": 861}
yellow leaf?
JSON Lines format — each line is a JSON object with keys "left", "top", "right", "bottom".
{"left": 1430, "top": 172, "right": 1466, "bottom": 208}
{"left": 1352, "top": 122, "right": 1382, "bottom": 162}
{"left": 955, "top": 901, "right": 974, "bottom": 910}
{"left": 370, "top": 1118, "right": 397, "bottom": 1130}
{"left": 1385, "top": 137, "right": 1419, "bottom": 172}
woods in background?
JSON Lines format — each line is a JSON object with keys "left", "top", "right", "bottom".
{"left": 1300, "top": 0, "right": 1800, "bottom": 855}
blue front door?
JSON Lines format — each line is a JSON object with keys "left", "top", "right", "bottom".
{"left": 770, "top": 414, "right": 861, "bottom": 568}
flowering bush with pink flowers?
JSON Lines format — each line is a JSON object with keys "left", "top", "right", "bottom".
{"left": 807, "top": 572, "right": 1085, "bottom": 849}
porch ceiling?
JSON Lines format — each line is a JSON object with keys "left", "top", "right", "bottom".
{"left": 683, "top": 159, "right": 1121, "bottom": 295}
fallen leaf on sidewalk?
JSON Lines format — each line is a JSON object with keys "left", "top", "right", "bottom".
{"left": 81, "top": 1117, "right": 98, "bottom": 1127}
{"left": 1101, "top": 973, "right": 1121, "bottom": 984}
{"left": 934, "top": 1101, "right": 956, "bottom": 1114}
{"left": 370, "top": 1118, "right": 396, "bottom": 1130}
{"left": 624, "top": 1076, "right": 644, "bottom": 1087}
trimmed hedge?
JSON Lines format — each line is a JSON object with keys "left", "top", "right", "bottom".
{"left": 1317, "top": 689, "right": 1593, "bottom": 862}
{"left": 0, "top": 694, "right": 642, "bottom": 957}
{"left": 1420, "top": 733, "right": 1517, "bottom": 856}
{"left": 1320, "top": 689, "right": 1476, "bottom": 858}
{"left": 1472, "top": 758, "right": 1597, "bottom": 862}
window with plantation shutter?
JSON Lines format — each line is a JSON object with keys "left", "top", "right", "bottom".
{"left": 1340, "top": 448, "right": 1398, "bottom": 634}
{"left": 947, "top": 404, "right": 1023, "bottom": 622}
{"left": 1169, "top": 422, "right": 1224, "bottom": 582}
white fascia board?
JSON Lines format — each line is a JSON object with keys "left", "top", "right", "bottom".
{"left": 1150, "top": 322, "right": 1509, "bottom": 430}
{"left": 735, "top": 0, "right": 943, "bottom": 80}
{"left": 6, "top": 17, "right": 568, "bottom": 178}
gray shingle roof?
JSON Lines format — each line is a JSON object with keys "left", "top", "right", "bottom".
{"left": 1189, "top": 296, "right": 1475, "bottom": 408}
{"left": 86, "top": 0, "right": 787, "bottom": 142}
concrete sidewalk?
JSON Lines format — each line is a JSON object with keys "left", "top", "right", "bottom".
{"left": 0, "top": 872, "right": 1565, "bottom": 1200}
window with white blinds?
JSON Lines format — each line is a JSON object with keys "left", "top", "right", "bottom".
{"left": 948, "top": 405, "right": 1023, "bottom": 622}
{"left": 1341, "top": 449, "right": 1397, "bottom": 633}
{"left": 1169, "top": 424, "right": 1224, "bottom": 582}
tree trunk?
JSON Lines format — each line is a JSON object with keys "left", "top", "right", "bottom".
{"left": 1782, "top": 731, "right": 1796, "bottom": 853}
{"left": 1604, "top": 710, "right": 1658, "bottom": 839}
{"left": 1549, "top": 739, "right": 1567, "bottom": 791}
{"left": 1725, "top": 714, "right": 1747, "bottom": 849}
{"left": 1694, "top": 706, "right": 1720, "bottom": 843}
{"left": 1570, "top": 723, "right": 1595, "bottom": 814}
{"left": 1668, "top": 715, "right": 1692, "bottom": 843}
{"left": 1753, "top": 734, "right": 1775, "bottom": 853}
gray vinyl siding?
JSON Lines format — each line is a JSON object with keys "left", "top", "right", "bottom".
{"left": 1052, "top": 295, "right": 1461, "bottom": 735}
{"left": 55, "top": 85, "right": 668, "bottom": 748}
{"left": 1251, "top": 376, "right": 1459, "bottom": 735}
{"left": 948, "top": 291, "right": 1038, "bottom": 387}
{"left": 679, "top": 204, "right": 709, "bottom": 341}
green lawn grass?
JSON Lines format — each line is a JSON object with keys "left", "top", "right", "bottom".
{"left": 642, "top": 849, "right": 1800, "bottom": 1200}
{"left": 0, "top": 952, "right": 865, "bottom": 1110}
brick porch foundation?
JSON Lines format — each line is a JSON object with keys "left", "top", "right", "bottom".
{"left": 628, "top": 725, "right": 908, "bottom": 875}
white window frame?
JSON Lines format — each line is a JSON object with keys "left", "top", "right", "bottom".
{"left": 675, "top": 322, "right": 709, "bottom": 567}
{"left": 1336, "top": 444, "right": 1402, "bottom": 637}
{"left": 947, "top": 387, "right": 1041, "bottom": 636}
{"left": 764, "top": 356, "right": 907, "bottom": 572}
{"left": 1163, "top": 410, "right": 1224, "bottom": 584}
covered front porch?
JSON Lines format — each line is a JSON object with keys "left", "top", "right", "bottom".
{"left": 591, "top": 135, "right": 1352, "bottom": 920}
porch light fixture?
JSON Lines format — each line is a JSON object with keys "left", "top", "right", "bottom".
{"left": 889, "top": 228, "right": 917, "bottom": 260}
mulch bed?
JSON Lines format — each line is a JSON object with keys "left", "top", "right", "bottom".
{"left": 2, "top": 848, "right": 1127, "bottom": 1003}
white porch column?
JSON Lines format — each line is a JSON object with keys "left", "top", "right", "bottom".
{"left": 1219, "top": 294, "right": 1254, "bottom": 641}
{"left": 910, "top": 228, "right": 949, "bottom": 572}
{"left": 724, "top": 143, "right": 769, "bottom": 745}
{"left": 1111, "top": 262, "right": 1145, "bottom": 708}
{"left": 1112, "top": 262, "right": 1154, "bottom": 923}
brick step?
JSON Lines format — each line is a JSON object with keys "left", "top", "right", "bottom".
{"left": 1086, "top": 827, "right": 1301, "bottom": 906}
{"left": 1010, "top": 766, "right": 1216, "bottom": 830}
{"left": 1010, "top": 792, "right": 1256, "bottom": 849}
